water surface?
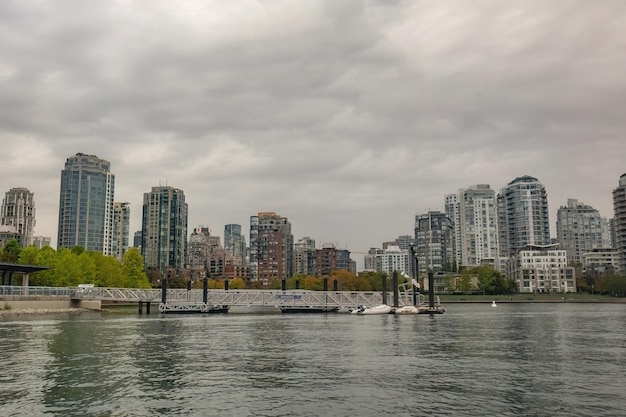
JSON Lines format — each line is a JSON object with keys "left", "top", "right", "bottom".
{"left": 1, "top": 303, "right": 624, "bottom": 416}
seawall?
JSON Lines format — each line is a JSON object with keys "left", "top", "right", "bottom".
{"left": 0, "top": 296, "right": 101, "bottom": 311}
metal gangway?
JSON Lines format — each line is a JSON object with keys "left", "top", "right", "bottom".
{"left": 68, "top": 286, "right": 422, "bottom": 313}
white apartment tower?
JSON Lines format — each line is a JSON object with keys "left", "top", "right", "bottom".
{"left": 613, "top": 174, "right": 626, "bottom": 273}
{"left": 112, "top": 202, "right": 130, "bottom": 262}
{"left": 497, "top": 175, "right": 551, "bottom": 258}
{"left": 445, "top": 184, "right": 498, "bottom": 269}
{"left": 1, "top": 187, "right": 35, "bottom": 247}
{"left": 556, "top": 199, "right": 607, "bottom": 265}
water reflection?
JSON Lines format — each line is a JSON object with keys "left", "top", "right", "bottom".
{"left": 0, "top": 304, "right": 625, "bottom": 416}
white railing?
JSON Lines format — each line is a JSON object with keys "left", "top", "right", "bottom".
{"left": 0, "top": 286, "right": 74, "bottom": 297}
{"left": 1, "top": 285, "right": 426, "bottom": 310}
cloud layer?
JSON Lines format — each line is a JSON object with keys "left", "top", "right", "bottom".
{"left": 1, "top": 0, "right": 624, "bottom": 260}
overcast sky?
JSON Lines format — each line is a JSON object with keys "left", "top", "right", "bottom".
{"left": 1, "top": 0, "right": 624, "bottom": 262}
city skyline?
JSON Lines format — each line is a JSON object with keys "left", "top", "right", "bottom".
{"left": 0, "top": 155, "right": 622, "bottom": 257}
{"left": 0, "top": 1, "right": 624, "bottom": 260}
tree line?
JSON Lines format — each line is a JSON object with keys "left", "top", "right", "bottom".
{"left": 0, "top": 239, "right": 150, "bottom": 288}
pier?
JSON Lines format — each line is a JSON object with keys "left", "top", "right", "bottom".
{"left": 1, "top": 282, "right": 444, "bottom": 314}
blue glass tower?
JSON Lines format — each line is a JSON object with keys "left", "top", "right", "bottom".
{"left": 57, "top": 153, "right": 115, "bottom": 254}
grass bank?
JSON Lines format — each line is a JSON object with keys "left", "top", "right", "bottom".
{"left": 437, "top": 293, "right": 626, "bottom": 303}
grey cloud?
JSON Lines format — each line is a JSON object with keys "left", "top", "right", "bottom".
{"left": 0, "top": 0, "right": 624, "bottom": 254}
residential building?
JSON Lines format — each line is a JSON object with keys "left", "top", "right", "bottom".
{"left": 249, "top": 212, "right": 294, "bottom": 282}
{"left": 497, "top": 175, "right": 551, "bottom": 258}
{"left": 133, "top": 231, "right": 142, "bottom": 249}
{"left": 0, "top": 229, "right": 22, "bottom": 249}
{"left": 508, "top": 244, "right": 576, "bottom": 293}
{"left": 445, "top": 184, "right": 498, "bottom": 269}
{"left": 188, "top": 226, "right": 212, "bottom": 268}
{"left": 57, "top": 153, "right": 115, "bottom": 254}
{"left": 556, "top": 199, "right": 606, "bottom": 265}
{"left": 414, "top": 211, "right": 455, "bottom": 275}
{"left": 1, "top": 187, "right": 36, "bottom": 247}
{"left": 364, "top": 248, "right": 383, "bottom": 272}
{"left": 582, "top": 248, "right": 621, "bottom": 277}
{"left": 371, "top": 245, "right": 410, "bottom": 276}
{"left": 294, "top": 237, "right": 317, "bottom": 276}
{"left": 393, "top": 235, "right": 416, "bottom": 251}
{"left": 315, "top": 242, "right": 352, "bottom": 277}
{"left": 613, "top": 173, "right": 626, "bottom": 273}
{"left": 112, "top": 202, "right": 130, "bottom": 262}
{"left": 32, "top": 236, "right": 51, "bottom": 249}
{"left": 141, "top": 186, "right": 188, "bottom": 271}
{"left": 224, "top": 224, "right": 246, "bottom": 266}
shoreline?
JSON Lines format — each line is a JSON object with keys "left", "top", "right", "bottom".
{"left": 0, "top": 308, "right": 101, "bottom": 317}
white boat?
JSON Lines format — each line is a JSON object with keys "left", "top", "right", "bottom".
{"left": 351, "top": 304, "right": 393, "bottom": 315}
{"left": 394, "top": 305, "right": 419, "bottom": 315}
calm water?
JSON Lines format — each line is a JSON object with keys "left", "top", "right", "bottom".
{"left": 1, "top": 303, "right": 625, "bottom": 417}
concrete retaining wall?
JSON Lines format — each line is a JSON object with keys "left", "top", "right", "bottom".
{"left": 1, "top": 299, "right": 101, "bottom": 311}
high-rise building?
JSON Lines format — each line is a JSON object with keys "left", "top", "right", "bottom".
{"left": 294, "top": 237, "right": 317, "bottom": 276}
{"left": 57, "top": 153, "right": 115, "bottom": 254}
{"left": 497, "top": 175, "right": 550, "bottom": 258}
{"left": 112, "top": 202, "right": 130, "bottom": 262}
{"left": 371, "top": 245, "right": 410, "bottom": 276}
{"left": 133, "top": 231, "right": 142, "bottom": 248}
{"left": 249, "top": 212, "right": 293, "bottom": 282}
{"left": 445, "top": 184, "right": 498, "bottom": 269}
{"left": 188, "top": 226, "right": 212, "bottom": 268}
{"left": 414, "top": 211, "right": 455, "bottom": 274}
{"left": 1, "top": 187, "right": 36, "bottom": 247}
{"left": 224, "top": 224, "right": 246, "bottom": 266}
{"left": 315, "top": 242, "right": 352, "bottom": 277}
{"left": 141, "top": 186, "right": 188, "bottom": 271}
{"left": 556, "top": 199, "right": 607, "bottom": 265}
{"left": 613, "top": 173, "right": 626, "bottom": 273}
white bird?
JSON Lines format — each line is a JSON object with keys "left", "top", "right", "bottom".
{"left": 491, "top": 300, "right": 497, "bottom": 307}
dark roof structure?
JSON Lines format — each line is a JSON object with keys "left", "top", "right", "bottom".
{"left": 0, "top": 263, "right": 51, "bottom": 274}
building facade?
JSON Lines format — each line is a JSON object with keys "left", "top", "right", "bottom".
{"left": 141, "top": 186, "right": 188, "bottom": 271}
{"left": 57, "top": 153, "right": 115, "bottom": 254}
{"left": 293, "top": 237, "right": 317, "bottom": 276}
{"left": 508, "top": 244, "right": 576, "bottom": 293}
{"left": 112, "top": 202, "right": 130, "bottom": 262}
{"left": 1, "top": 187, "right": 36, "bottom": 247}
{"left": 497, "top": 175, "right": 551, "bottom": 258}
{"left": 414, "top": 211, "right": 455, "bottom": 275}
{"left": 249, "top": 212, "right": 294, "bottom": 282}
{"left": 556, "top": 199, "right": 607, "bottom": 265}
{"left": 315, "top": 242, "right": 352, "bottom": 277}
{"left": 613, "top": 174, "right": 626, "bottom": 274}
{"left": 371, "top": 245, "right": 410, "bottom": 276}
{"left": 582, "top": 248, "right": 621, "bottom": 277}
{"left": 32, "top": 236, "right": 52, "bottom": 249}
{"left": 224, "top": 224, "right": 247, "bottom": 266}
{"left": 445, "top": 184, "right": 498, "bottom": 269}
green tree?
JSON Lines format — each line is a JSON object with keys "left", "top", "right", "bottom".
{"left": 230, "top": 277, "right": 246, "bottom": 289}
{"left": 457, "top": 272, "right": 475, "bottom": 292}
{"left": 77, "top": 252, "right": 97, "bottom": 284}
{"left": 18, "top": 245, "right": 40, "bottom": 265}
{"left": 598, "top": 274, "right": 626, "bottom": 297}
{"left": 35, "top": 246, "right": 57, "bottom": 286}
{"left": 1, "top": 239, "right": 22, "bottom": 263}
{"left": 92, "top": 252, "right": 125, "bottom": 287}
{"left": 468, "top": 265, "right": 516, "bottom": 295}
{"left": 122, "top": 248, "right": 150, "bottom": 288}
{"left": 52, "top": 248, "right": 82, "bottom": 286}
